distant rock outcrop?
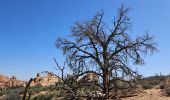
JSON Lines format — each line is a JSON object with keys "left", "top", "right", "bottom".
{"left": 82, "top": 73, "right": 99, "bottom": 82}
{"left": 31, "top": 72, "right": 59, "bottom": 86}
{"left": 0, "top": 72, "right": 60, "bottom": 89}
{"left": 8, "top": 75, "right": 25, "bottom": 88}
{"left": 1, "top": 72, "right": 99, "bottom": 89}
{"left": 0, "top": 74, "right": 9, "bottom": 89}
{"left": 0, "top": 74, "right": 25, "bottom": 89}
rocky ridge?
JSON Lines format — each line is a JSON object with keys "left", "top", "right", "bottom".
{"left": 0, "top": 74, "right": 25, "bottom": 89}
{"left": 0, "top": 72, "right": 59, "bottom": 89}
{"left": 31, "top": 72, "right": 59, "bottom": 86}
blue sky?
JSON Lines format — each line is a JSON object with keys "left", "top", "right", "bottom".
{"left": 0, "top": 0, "right": 170, "bottom": 80}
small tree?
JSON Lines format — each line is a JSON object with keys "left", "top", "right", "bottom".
{"left": 53, "top": 58, "right": 92, "bottom": 99}
{"left": 56, "top": 5, "right": 158, "bottom": 99}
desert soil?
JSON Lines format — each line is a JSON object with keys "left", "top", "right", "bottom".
{"left": 122, "top": 89, "right": 170, "bottom": 100}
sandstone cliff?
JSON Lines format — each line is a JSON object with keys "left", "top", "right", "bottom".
{"left": 31, "top": 72, "right": 59, "bottom": 86}
{"left": 0, "top": 74, "right": 25, "bottom": 89}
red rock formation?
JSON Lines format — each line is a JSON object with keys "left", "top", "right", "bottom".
{"left": 0, "top": 74, "right": 9, "bottom": 82}
{"left": 0, "top": 74, "right": 25, "bottom": 89}
{"left": 31, "top": 72, "right": 60, "bottom": 86}
{"left": 82, "top": 73, "right": 99, "bottom": 82}
{"left": 0, "top": 74, "right": 9, "bottom": 89}
{"left": 8, "top": 75, "right": 25, "bottom": 88}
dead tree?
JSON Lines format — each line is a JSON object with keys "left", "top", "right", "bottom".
{"left": 22, "top": 78, "right": 33, "bottom": 100}
{"left": 53, "top": 58, "right": 88, "bottom": 99}
{"left": 56, "top": 5, "right": 158, "bottom": 99}
{"left": 53, "top": 58, "right": 65, "bottom": 80}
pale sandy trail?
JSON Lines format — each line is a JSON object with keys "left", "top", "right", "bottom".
{"left": 122, "top": 89, "right": 170, "bottom": 100}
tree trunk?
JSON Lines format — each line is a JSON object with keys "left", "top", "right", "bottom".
{"left": 103, "top": 69, "right": 109, "bottom": 99}
{"left": 22, "top": 78, "right": 33, "bottom": 100}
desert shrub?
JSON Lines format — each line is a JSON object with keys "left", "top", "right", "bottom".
{"left": 1, "top": 87, "right": 25, "bottom": 96}
{"left": 148, "top": 79, "right": 160, "bottom": 85}
{"left": 165, "top": 87, "right": 170, "bottom": 96}
{"left": 0, "top": 90, "right": 6, "bottom": 96}
{"left": 141, "top": 83, "right": 153, "bottom": 89}
{"left": 160, "top": 83, "right": 165, "bottom": 89}
{"left": 136, "top": 74, "right": 168, "bottom": 89}
{"left": 3, "top": 93, "right": 21, "bottom": 100}
{"left": 29, "top": 85, "right": 44, "bottom": 94}
{"left": 31, "top": 94, "right": 54, "bottom": 100}
{"left": 28, "top": 85, "right": 55, "bottom": 95}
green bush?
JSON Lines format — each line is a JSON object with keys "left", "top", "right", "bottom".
{"left": 31, "top": 94, "right": 54, "bottom": 100}
{"left": 141, "top": 83, "right": 153, "bottom": 89}
{"left": 0, "top": 87, "right": 25, "bottom": 97}
{"left": 136, "top": 74, "right": 168, "bottom": 89}
{"left": 29, "top": 85, "right": 56, "bottom": 94}
{"left": 3, "top": 93, "right": 21, "bottom": 100}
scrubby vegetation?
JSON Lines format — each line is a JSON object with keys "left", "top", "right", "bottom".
{"left": 136, "top": 74, "right": 167, "bottom": 89}
{"left": 135, "top": 74, "right": 170, "bottom": 97}
{"left": 2, "top": 74, "right": 170, "bottom": 100}
{"left": 0, "top": 85, "right": 57, "bottom": 100}
{"left": 31, "top": 94, "right": 54, "bottom": 100}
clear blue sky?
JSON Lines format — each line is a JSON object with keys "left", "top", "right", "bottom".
{"left": 0, "top": 0, "right": 170, "bottom": 80}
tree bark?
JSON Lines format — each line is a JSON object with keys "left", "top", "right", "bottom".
{"left": 103, "top": 69, "right": 109, "bottom": 99}
{"left": 22, "top": 78, "right": 33, "bottom": 100}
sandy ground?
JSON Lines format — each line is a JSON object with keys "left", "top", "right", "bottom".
{"left": 122, "top": 89, "right": 170, "bottom": 100}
